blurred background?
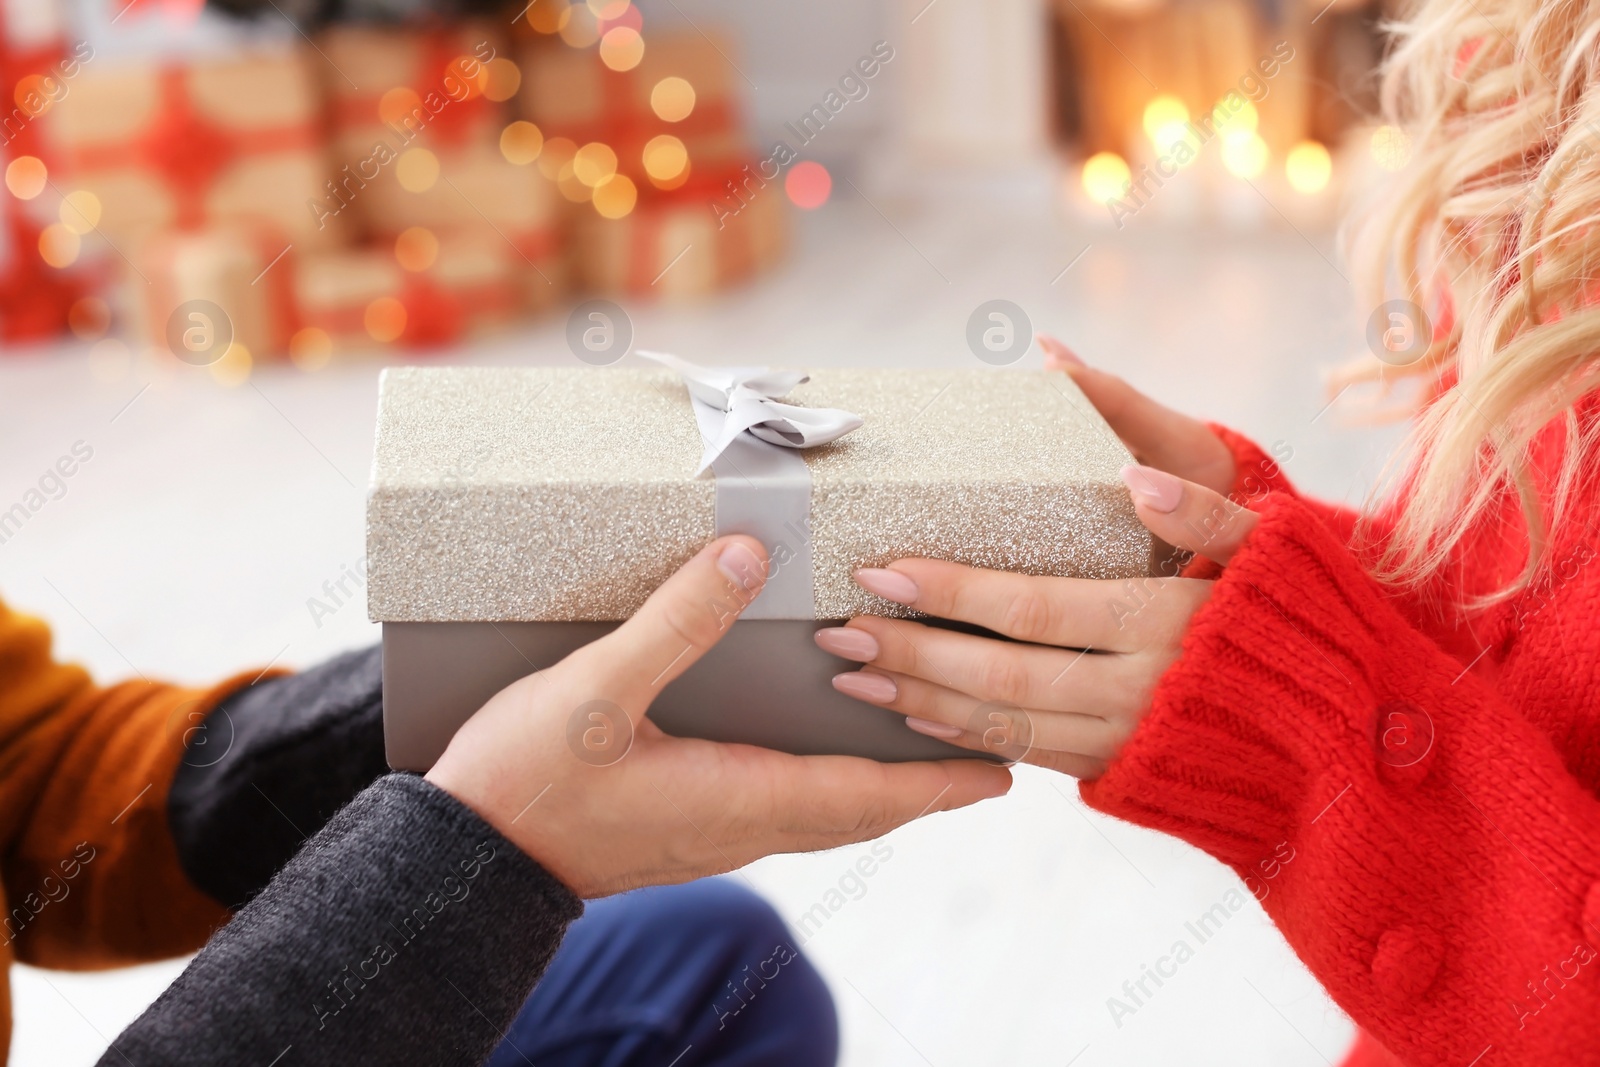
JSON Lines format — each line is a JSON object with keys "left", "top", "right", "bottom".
{"left": 1, "top": 0, "right": 1410, "bottom": 1064}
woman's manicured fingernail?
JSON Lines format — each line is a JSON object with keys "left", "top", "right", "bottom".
{"left": 814, "top": 627, "right": 879, "bottom": 661}
{"left": 717, "top": 540, "right": 766, "bottom": 591}
{"left": 832, "top": 671, "right": 897, "bottom": 703}
{"left": 1036, "top": 333, "right": 1085, "bottom": 367}
{"left": 1120, "top": 463, "right": 1184, "bottom": 514}
{"left": 854, "top": 568, "right": 919, "bottom": 605}
{"left": 905, "top": 716, "right": 964, "bottom": 740}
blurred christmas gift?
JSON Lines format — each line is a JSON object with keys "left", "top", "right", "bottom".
{"left": 40, "top": 50, "right": 340, "bottom": 249}
{"left": 128, "top": 224, "right": 297, "bottom": 361}
{"left": 292, "top": 228, "right": 535, "bottom": 353}
{"left": 572, "top": 160, "right": 786, "bottom": 300}
{"left": 518, "top": 22, "right": 744, "bottom": 193}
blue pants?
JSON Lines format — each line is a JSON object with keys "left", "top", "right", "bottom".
{"left": 485, "top": 879, "right": 839, "bottom": 1067}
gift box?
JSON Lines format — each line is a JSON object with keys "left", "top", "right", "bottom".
{"left": 519, "top": 30, "right": 744, "bottom": 189}
{"left": 319, "top": 23, "right": 507, "bottom": 155}
{"left": 41, "top": 51, "right": 339, "bottom": 248}
{"left": 294, "top": 229, "right": 538, "bottom": 352}
{"left": 368, "top": 361, "right": 1152, "bottom": 769}
{"left": 129, "top": 224, "right": 297, "bottom": 359}
{"left": 573, "top": 162, "right": 786, "bottom": 299}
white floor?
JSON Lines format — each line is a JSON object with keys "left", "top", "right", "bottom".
{"left": 0, "top": 189, "right": 1404, "bottom": 1066}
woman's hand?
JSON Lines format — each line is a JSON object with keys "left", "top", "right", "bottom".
{"left": 427, "top": 536, "right": 1012, "bottom": 898}
{"left": 817, "top": 468, "right": 1259, "bottom": 778}
{"left": 1038, "top": 334, "right": 1237, "bottom": 497}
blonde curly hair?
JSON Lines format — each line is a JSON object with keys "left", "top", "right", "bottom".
{"left": 1347, "top": 0, "right": 1600, "bottom": 597}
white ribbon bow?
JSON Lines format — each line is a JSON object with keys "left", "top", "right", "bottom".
{"left": 640, "top": 351, "right": 863, "bottom": 474}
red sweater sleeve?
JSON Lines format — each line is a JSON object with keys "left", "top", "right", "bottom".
{"left": 1082, "top": 492, "right": 1600, "bottom": 1067}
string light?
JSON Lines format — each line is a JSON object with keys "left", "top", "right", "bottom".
{"left": 785, "top": 161, "right": 831, "bottom": 209}
{"left": 37, "top": 224, "right": 79, "bottom": 268}
{"left": 1285, "top": 141, "right": 1332, "bottom": 193}
{"left": 379, "top": 87, "right": 423, "bottom": 126}
{"left": 573, "top": 142, "right": 618, "bottom": 186}
{"left": 1081, "top": 151, "right": 1131, "bottom": 203}
{"left": 396, "top": 148, "right": 440, "bottom": 192}
{"left": 538, "top": 137, "right": 577, "bottom": 180}
{"left": 394, "top": 227, "right": 439, "bottom": 271}
{"left": 365, "top": 298, "right": 407, "bottom": 343}
{"left": 5, "top": 156, "right": 46, "bottom": 199}
{"left": 1221, "top": 129, "right": 1268, "bottom": 178}
{"left": 525, "top": 0, "right": 571, "bottom": 34}
{"left": 650, "top": 77, "right": 696, "bottom": 123}
{"left": 289, "top": 328, "right": 334, "bottom": 371}
{"left": 1142, "top": 96, "right": 1188, "bottom": 143}
{"left": 501, "top": 121, "right": 544, "bottom": 165}
{"left": 210, "top": 343, "right": 252, "bottom": 387}
{"left": 482, "top": 57, "right": 522, "bottom": 102}
{"left": 67, "top": 297, "right": 110, "bottom": 339}
{"left": 599, "top": 26, "right": 644, "bottom": 71}
{"left": 559, "top": 4, "right": 600, "bottom": 47}
{"left": 60, "top": 190, "right": 101, "bottom": 235}
{"left": 592, "top": 174, "right": 637, "bottom": 218}
{"left": 642, "top": 134, "right": 688, "bottom": 185}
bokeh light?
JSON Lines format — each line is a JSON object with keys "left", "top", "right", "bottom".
{"left": 642, "top": 134, "right": 688, "bottom": 185}
{"left": 651, "top": 77, "right": 696, "bottom": 123}
{"left": 538, "top": 137, "right": 578, "bottom": 180}
{"left": 1142, "top": 96, "right": 1188, "bottom": 143}
{"left": 210, "top": 343, "right": 252, "bottom": 387}
{"left": 379, "top": 87, "right": 423, "bottom": 126}
{"left": 1081, "top": 151, "right": 1131, "bottom": 202}
{"left": 209, "top": 342, "right": 252, "bottom": 388}
{"left": 483, "top": 57, "right": 522, "bottom": 102}
{"left": 38, "top": 224, "right": 80, "bottom": 268}
{"left": 365, "top": 297, "right": 407, "bottom": 343}
{"left": 60, "top": 190, "right": 101, "bottom": 235}
{"left": 395, "top": 227, "right": 439, "bottom": 272}
{"left": 397, "top": 148, "right": 440, "bottom": 192}
{"left": 556, "top": 162, "right": 593, "bottom": 203}
{"left": 67, "top": 296, "right": 110, "bottom": 339}
{"left": 573, "top": 142, "right": 619, "bottom": 187}
{"left": 586, "top": 0, "right": 631, "bottom": 16}
{"left": 785, "top": 160, "right": 831, "bottom": 210}
{"left": 599, "top": 26, "right": 644, "bottom": 71}
{"left": 448, "top": 55, "right": 485, "bottom": 100}
{"left": 592, "top": 174, "right": 637, "bottom": 218}
{"left": 14, "top": 75, "right": 58, "bottom": 116}
{"left": 501, "top": 121, "right": 544, "bottom": 165}
{"left": 525, "top": 0, "right": 571, "bottom": 34}
{"left": 5, "top": 156, "right": 47, "bottom": 199}
{"left": 559, "top": 3, "right": 600, "bottom": 47}
{"left": 1221, "top": 129, "right": 1269, "bottom": 178}
{"left": 289, "top": 327, "right": 334, "bottom": 371}
{"left": 1372, "top": 125, "right": 1412, "bottom": 171}
{"left": 1285, "top": 141, "right": 1332, "bottom": 193}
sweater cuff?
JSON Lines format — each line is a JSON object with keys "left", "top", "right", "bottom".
{"left": 1178, "top": 424, "right": 1300, "bottom": 582}
{"left": 1083, "top": 492, "right": 1397, "bottom": 868}
{"left": 168, "top": 646, "right": 388, "bottom": 909}
{"left": 108, "top": 773, "right": 583, "bottom": 1067}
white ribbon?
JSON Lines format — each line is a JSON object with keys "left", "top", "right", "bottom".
{"left": 640, "top": 350, "right": 863, "bottom": 474}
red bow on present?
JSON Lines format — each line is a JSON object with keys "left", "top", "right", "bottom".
{"left": 64, "top": 66, "right": 317, "bottom": 228}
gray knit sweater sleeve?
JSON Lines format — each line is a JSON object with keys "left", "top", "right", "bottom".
{"left": 101, "top": 773, "right": 584, "bottom": 1067}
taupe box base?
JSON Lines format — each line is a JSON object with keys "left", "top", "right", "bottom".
{"left": 383, "top": 620, "right": 986, "bottom": 770}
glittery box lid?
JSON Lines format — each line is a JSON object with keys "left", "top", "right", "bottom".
{"left": 367, "top": 366, "right": 1152, "bottom": 622}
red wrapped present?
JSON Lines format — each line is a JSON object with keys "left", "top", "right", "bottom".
{"left": 319, "top": 23, "right": 508, "bottom": 157}
{"left": 128, "top": 224, "right": 298, "bottom": 360}
{"left": 40, "top": 51, "right": 340, "bottom": 248}
{"left": 293, "top": 229, "right": 534, "bottom": 353}
{"left": 571, "top": 162, "right": 786, "bottom": 300}
{"left": 518, "top": 30, "right": 744, "bottom": 191}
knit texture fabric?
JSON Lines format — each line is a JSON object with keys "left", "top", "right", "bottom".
{"left": 1083, "top": 427, "right": 1600, "bottom": 1067}
{"left": 105, "top": 773, "right": 584, "bottom": 1067}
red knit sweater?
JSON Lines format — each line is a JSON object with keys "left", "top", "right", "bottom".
{"left": 1081, "top": 425, "right": 1600, "bottom": 1067}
